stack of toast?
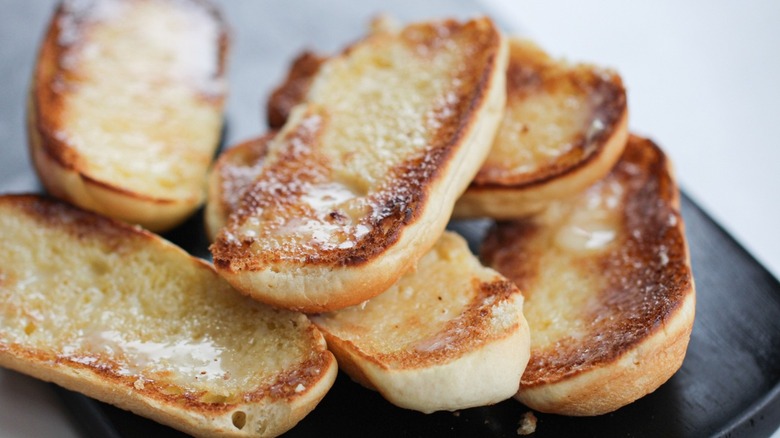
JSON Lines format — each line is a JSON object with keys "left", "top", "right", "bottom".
{"left": 1, "top": 0, "right": 695, "bottom": 436}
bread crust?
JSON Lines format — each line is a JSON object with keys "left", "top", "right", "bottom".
{"left": 211, "top": 18, "right": 508, "bottom": 312}
{"left": 28, "top": 0, "right": 229, "bottom": 232}
{"left": 0, "top": 194, "right": 337, "bottom": 437}
{"left": 205, "top": 134, "right": 275, "bottom": 242}
{"left": 482, "top": 135, "right": 695, "bottom": 415}
{"left": 266, "top": 52, "right": 326, "bottom": 130}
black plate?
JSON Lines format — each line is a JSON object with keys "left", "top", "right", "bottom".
{"left": 2, "top": 1, "right": 780, "bottom": 437}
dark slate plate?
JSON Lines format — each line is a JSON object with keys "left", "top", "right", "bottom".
{"left": 2, "top": 1, "right": 779, "bottom": 437}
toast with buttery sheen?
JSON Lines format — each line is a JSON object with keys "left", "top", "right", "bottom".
{"left": 455, "top": 39, "right": 628, "bottom": 218}
{"left": 311, "top": 232, "right": 529, "bottom": 413}
{"left": 207, "top": 137, "right": 530, "bottom": 413}
{"left": 211, "top": 18, "right": 508, "bottom": 312}
{"left": 28, "top": 0, "right": 229, "bottom": 232}
{"left": 0, "top": 194, "right": 337, "bottom": 437}
{"left": 481, "top": 135, "right": 695, "bottom": 416}
{"left": 267, "top": 39, "right": 628, "bottom": 220}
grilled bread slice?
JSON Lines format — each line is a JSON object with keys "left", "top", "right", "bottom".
{"left": 455, "top": 39, "right": 628, "bottom": 218}
{"left": 207, "top": 137, "right": 530, "bottom": 412}
{"left": 211, "top": 18, "right": 508, "bottom": 312}
{"left": 481, "top": 135, "right": 695, "bottom": 416}
{"left": 28, "top": 0, "right": 229, "bottom": 232}
{"left": 311, "top": 232, "right": 529, "bottom": 413}
{"left": 0, "top": 194, "right": 337, "bottom": 437}
{"left": 265, "top": 39, "right": 628, "bottom": 220}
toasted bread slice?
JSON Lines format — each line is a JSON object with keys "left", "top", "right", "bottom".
{"left": 265, "top": 39, "right": 628, "bottom": 220}
{"left": 207, "top": 138, "right": 530, "bottom": 412}
{"left": 481, "top": 135, "right": 695, "bottom": 416}
{"left": 0, "top": 195, "right": 337, "bottom": 437}
{"left": 28, "top": 0, "right": 229, "bottom": 232}
{"left": 311, "top": 232, "right": 529, "bottom": 413}
{"left": 454, "top": 39, "right": 628, "bottom": 218}
{"left": 211, "top": 18, "right": 508, "bottom": 312}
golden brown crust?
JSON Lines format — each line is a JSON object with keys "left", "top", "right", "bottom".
{"left": 317, "top": 278, "right": 520, "bottom": 371}
{"left": 267, "top": 51, "right": 326, "bottom": 129}
{"left": 481, "top": 135, "right": 695, "bottom": 415}
{"left": 205, "top": 134, "right": 274, "bottom": 241}
{"left": 0, "top": 194, "right": 338, "bottom": 437}
{"left": 29, "top": 0, "right": 229, "bottom": 232}
{"left": 209, "top": 18, "right": 508, "bottom": 312}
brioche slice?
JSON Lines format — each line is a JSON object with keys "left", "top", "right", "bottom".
{"left": 481, "top": 135, "right": 695, "bottom": 416}
{"left": 28, "top": 0, "right": 229, "bottom": 232}
{"left": 211, "top": 18, "right": 508, "bottom": 312}
{"left": 207, "top": 137, "right": 530, "bottom": 412}
{"left": 0, "top": 195, "right": 337, "bottom": 437}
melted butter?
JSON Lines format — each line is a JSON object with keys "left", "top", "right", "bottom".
{"left": 58, "top": 0, "right": 223, "bottom": 96}
{"left": 246, "top": 180, "right": 375, "bottom": 253}
{"left": 555, "top": 225, "right": 616, "bottom": 251}
{"left": 68, "top": 330, "right": 226, "bottom": 380}
{"left": 300, "top": 182, "right": 359, "bottom": 211}
{"left": 413, "top": 328, "right": 462, "bottom": 353}
{"left": 553, "top": 179, "right": 623, "bottom": 252}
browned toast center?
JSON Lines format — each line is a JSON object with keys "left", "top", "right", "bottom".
{"left": 483, "top": 136, "right": 692, "bottom": 386}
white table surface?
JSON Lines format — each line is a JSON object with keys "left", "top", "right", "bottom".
{"left": 1, "top": 1, "right": 778, "bottom": 437}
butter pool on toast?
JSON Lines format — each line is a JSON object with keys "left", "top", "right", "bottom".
{"left": 0, "top": 195, "right": 337, "bottom": 438}
{"left": 481, "top": 135, "right": 695, "bottom": 415}
{"left": 210, "top": 18, "right": 508, "bottom": 312}
{"left": 28, "top": 0, "right": 229, "bottom": 232}
{"left": 208, "top": 137, "right": 530, "bottom": 413}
